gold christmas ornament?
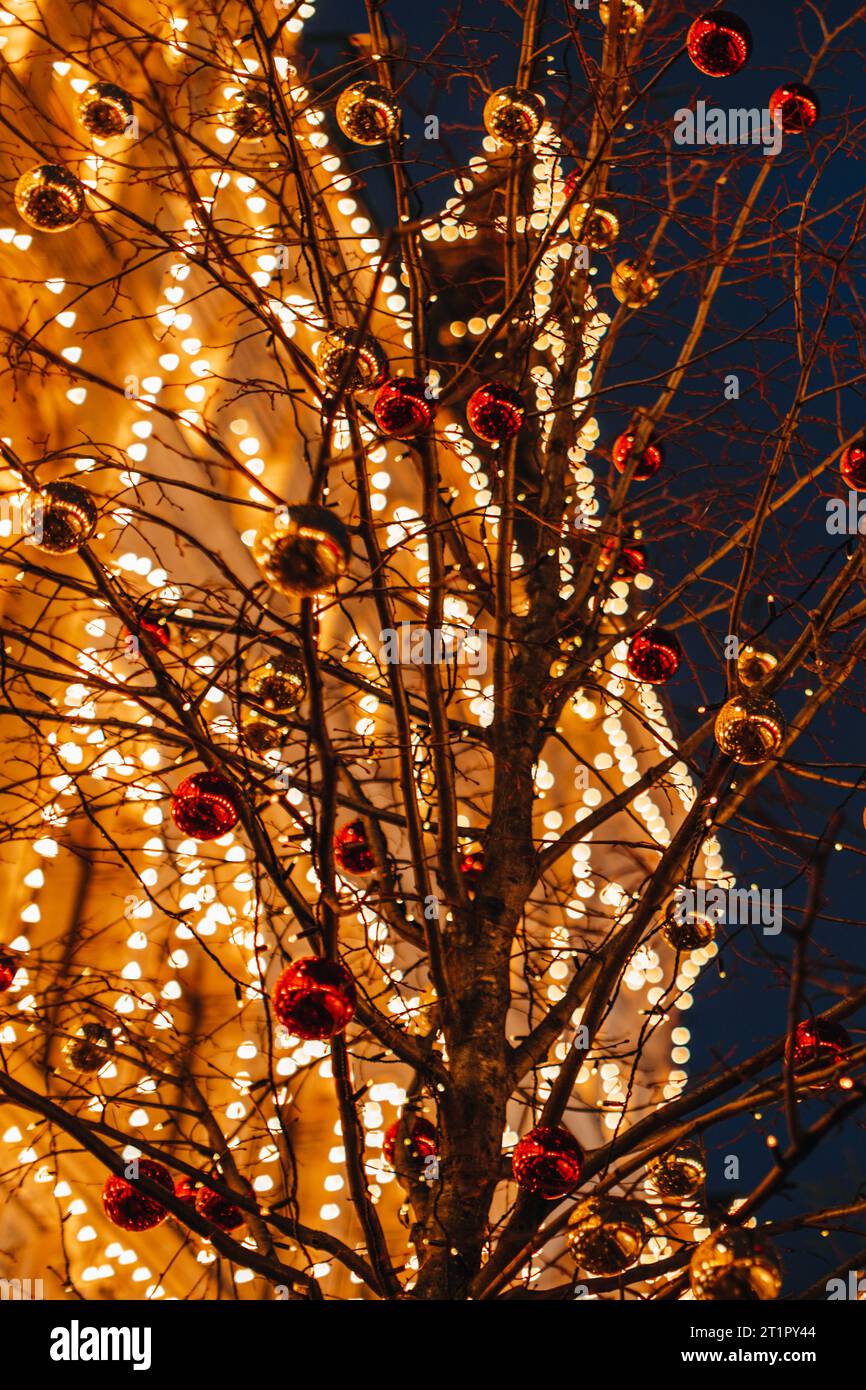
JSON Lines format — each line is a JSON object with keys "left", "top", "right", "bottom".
{"left": 226, "top": 89, "right": 273, "bottom": 141}
{"left": 15, "top": 164, "right": 85, "bottom": 232}
{"left": 335, "top": 81, "right": 399, "bottom": 145}
{"left": 660, "top": 891, "right": 716, "bottom": 952}
{"left": 77, "top": 82, "right": 134, "bottom": 138}
{"left": 737, "top": 641, "right": 778, "bottom": 690}
{"left": 241, "top": 708, "right": 288, "bottom": 753}
{"left": 569, "top": 202, "right": 620, "bottom": 251}
{"left": 252, "top": 503, "right": 351, "bottom": 598}
{"left": 566, "top": 1196, "right": 647, "bottom": 1276}
{"left": 247, "top": 654, "right": 306, "bottom": 714}
{"left": 483, "top": 86, "right": 545, "bottom": 146}
{"left": 317, "top": 327, "right": 386, "bottom": 393}
{"left": 33, "top": 481, "right": 98, "bottom": 554}
{"left": 611, "top": 259, "right": 659, "bottom": 309}
{"left": 714, "top": 693, "right": 785, "bottom": 765}
{"left": 647, "top": 1142, "right": 706, "bottom": 1200}
{"left": 690, "top": 1227, "right": 782, "bottom": 1301}
{"left": 64, "top": 1021, "right": 115, "bottom": 1074}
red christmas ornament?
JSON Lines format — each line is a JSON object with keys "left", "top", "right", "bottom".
{"left": 272, "top": 957, "right": 357, "bottom": 1040}
{"left": 841, "top": 441, "right": 866, "bottom": 491}
{"left": 686, "top": 12, "right": 751, "bottom": 78}
{"left": 170, "top": 770, "right": 242, "bottom": 841}
{"left": 512, "top": 1125, "right": 584, "bottom": 1200}
{"left": 334, "top": 820, "right": 375, "bottom": 876}
{"left": 792, "top": 1018, "right": 851, "bottom": 1087}
{"left": 0, "top": 948, "right": 19, "bottom": 992}
{"left": 612, "top": 431, "right": 664, "bottom": 480}
{"left": 600, "top": 537, "right": 648, "bottom": 578}
{"left": 769, "top": 83, "right": 819, "bottom": 134}
{"left": 196, "top": 1181, "right": 245, "bottom": 1231}
{"left": 627, "top": 626, "right": 681, "bottom": 684}
{"left": 459, "top": 848, "right": 485, "bottom": 892}
{"left": 102, "top": 1158, "right": 173, "bottom": 1232}
{"left": 383, "top": 1116, "right": 439, "bottom": 1170}
{"left": 467, "top": 383, "right": 524, "bottom": 444}
{"left": 373, "top": 378, "right": 434, "bottom": 438}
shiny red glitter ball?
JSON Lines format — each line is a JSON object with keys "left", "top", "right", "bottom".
{"left": 138, "top": 613, "right": 171, "bottom": 649}
{"left": 170, "top": 770, "right": 241, "bottom": 841}
{"left": 373, "top": 377, "right": 434, "bottom": 438}
{"left": 0, "top": 949, "right": 19, "bottom": 992}
{"left": 627, "top": 627, "right": 682, "bottom": 684}
{"left": 512, "top": 1125, "right": 584, "bottom": 1200}
{"left": 612, "top": 431, "right": 664, "bottom": 481}
{"left": 383, "top": 1116, "right": 439, "bottom": 1170}
{"left": 600, "top": 537, "right": 648, "bottom": 578}
{"left": 686, "top": 12, "right": 751, "bottom": 78}
{"left": 272, "top": 957, "right": 357, "bottom": 1040}
{"left": 769, "top": 83, "right": 819, "bottom": 134}
{"left": 102, "top": 1159, "right": 173, "bottom": 1232}
{"left": 459, "top": 849, "right": 485, "bottom": 892}
{"left": 792, "top": 1019, "right": 851, "bottom": 1087}
{"left": 196, "top": 1182, "right": 245, "bottom": 1231}
{"left": 334, "top": 820, "right": 375, "bottom": 876}
{"left": 467, "top": 383, "right": 524, "bottom": 444}
{"left": 841, "top": 441, "right": 866, "bottom": 491}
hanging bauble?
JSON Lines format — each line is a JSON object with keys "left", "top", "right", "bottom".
{"left": 511, "top": 1125, "right": 584, "bottom": 1200}
{"left": 15, "top": 165, "right": 84, "bottom": 232}
{"left": 566, "top": 1196, "right": 647, "bottom": 1275}
{"left": 612, "top": 431, "right": 664, "bottom": 481}
{"left": 253, "top": 503, "right": 351, "bottom": 598}
{"left": 383, "top": 1116, "right": 439, "bottom": 1171}
{"left": 64, "top": 1020, "right": 115, "bottom": 1074}
{"left": 459, "top": 848, "right": 485, "bottom": 893}
{"left": 272, "top": 957, "right": 357, "bottom": 1039}
{"left": 769, "top": 83, "right": 819, "bottom": 134}
{"left": 737, "top": 641, "right": 778, "bottom": 689}
{"left": 840, "top": 440, "right": 866, "bottom": 491}
{"left": 77, "top": 82, "right": 134, "bottom": 138}
{"left": 196, "top": 1180, "right": 245, "bottom": 1231}
{"left": 467, "top": 382, "right": 524, "bottom": 444}
{"left": 373, "top": 378, "right": 434, "bottom": 438}
{"left": 317, "top": 327, "right": 386, "bottom": 394}
{"left": 690, "top": 1227, "right": 781, "bottom": 1300}
{"left": 126, "top": 600, "right": 173, "bottom": 653}
{"left": 226, "top": 89, "right": 273, "bottom": 140}
{"left": 336, "top": 81, "right": 400, "bottom": 145}
{"left": 600, "top": 0, "right": 645, "bottom": 31}
{"left": 334, "top": 820, "right": 375, "bottom": 876}
{"left": 102, "top": 1158, "right": 173, "bottom": 1232}
{"left": 627, "top": 626, "right": 681, "bottom": 684}
{"left": 714, "top": 693, "right": 784, "bottom": 765}
{"left": 647, "top": 1142, "right": 706, "bottom": 1200}
{"left": 240, "top": 708, "right": 287, "bottom": 753}
{"left": 660, "top": 892, "right": 716, "bottom": 951}
{"left": 483, "top": 87, "right": 545, "bottom": 147}
{"left": 0, "top": 949, "right": 19, "bottom": 992}
{"left": 170, "top": 770, "right": 242, "bottom": 841}
{"left": 247, "top": 653, "right": 306, "bottom": 714}
{"left": 569, "top": 202, "right": 620, "bottom": 251}
{"left": 792, "top": 1018, "right": 851, "bottom": 1088}
{"left": 599, "top": 537, "right": 648, "bottom": 578}
{"left": 33, "top": 481, "right": 98, "bottom": 554}
{"left": 611, "top": 259, "right": 659, "bottom": 309}
{"left": 686, "top": 12, "right": 751, "bottom": 78}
